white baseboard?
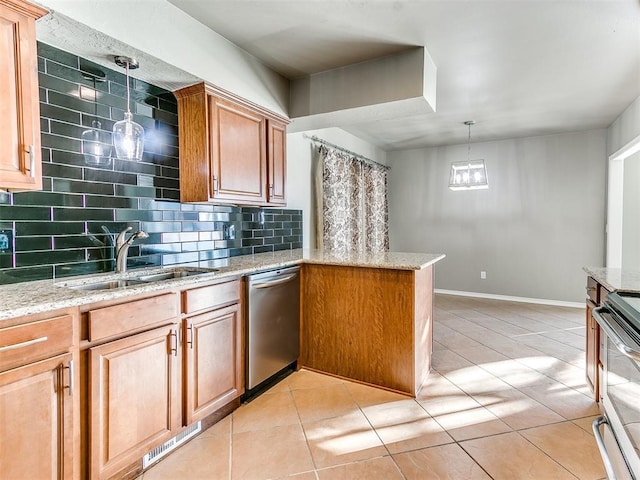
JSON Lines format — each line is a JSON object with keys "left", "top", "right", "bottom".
{"left": 434, "top": 289, "right": 584, "bottom": 309}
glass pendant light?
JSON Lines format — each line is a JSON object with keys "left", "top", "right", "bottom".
{"left": 112, "top": 56, "right": 144, "bottom": 161}
{"left": 448, "top": 120, "right": 489, "bottom": 191}
{"left": 81, "top": 68, "right": 110, "bottom": 166}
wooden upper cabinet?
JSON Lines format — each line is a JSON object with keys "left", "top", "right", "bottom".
{"left": 175, "top": 82, "right": 289, "bottom": 205}
{"left": 0, "top": 0, "right": 47, "bottom": 191}
{"left": 267, "top": 119, "right": 287, "bottom": 205}
{"left": 210, "top": 96, "right": 267, "bottom": 204}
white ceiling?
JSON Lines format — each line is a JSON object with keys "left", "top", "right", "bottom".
{"left": 168, "top": 0, "right": 640, "bottom": 150}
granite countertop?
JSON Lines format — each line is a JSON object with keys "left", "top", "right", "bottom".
{"left": 583, "top": 266, "right": 640, "bottom": 293}
{"left": 0, "top": 249, "right": 445, "bottom": 321}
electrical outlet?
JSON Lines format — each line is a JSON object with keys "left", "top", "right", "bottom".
{"left": 480, "top": 271, "right": 487, "bottom": 280}
{"left": 0, "top": 229, "right": 13, "bottom": 254}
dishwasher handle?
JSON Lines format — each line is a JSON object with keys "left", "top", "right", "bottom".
{"left": 592, "top": 416, "right": 619, "bottom": 480}
{"left": 252, "top": 274, "right": 297, "bottom": 289}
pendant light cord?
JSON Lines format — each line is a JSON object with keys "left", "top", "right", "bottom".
{"left": 467, "top": 122, "right": 471, "bottom": 165}
{"left": 125, "top": 62, "right": 131, "bottom": 115}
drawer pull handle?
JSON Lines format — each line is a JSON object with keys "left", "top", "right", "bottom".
{"left": 213, "top": 176, "right": 219, "bottom": 194}
{"left": 64, "top": 360, "right": 74, "bottom": 397}
{"left": 0, "top": 336, "right": 48, "bottom": 353}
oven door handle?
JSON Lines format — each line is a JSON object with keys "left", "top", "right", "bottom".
{"left": 593, "top": 306, "right": 640, "bottom": 362}
{"left": 592, "top": 416, "right": 620, "bottom": 480}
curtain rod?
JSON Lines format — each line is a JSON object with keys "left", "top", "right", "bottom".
{"left": 304, "top": 134, "right": 390, "bottom": 170}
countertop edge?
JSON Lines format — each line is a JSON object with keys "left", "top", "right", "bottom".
{"left": 0, "top": 250, "right": 446, "bottom": 321}
{"left": 583, "top": 266, "right": 640, "bottom": 293}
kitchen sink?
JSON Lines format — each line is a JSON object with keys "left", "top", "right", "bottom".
{"left": 64, "top": 268, "right": 218, "bottom": 291}
{"left": 134, "top": 269, "right": 217, "bottom": 282}
{"left": 68, "top": 279, "right": 147, "bottom": 291}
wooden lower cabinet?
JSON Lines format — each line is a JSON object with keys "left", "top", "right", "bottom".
{"left": 84, "top": 281, "right": 243, "bottom": 479}
{"left": 88, "top": 324, "right": 181, "bottom": 480}
{"left": 183, "top": 303, "right": 243, "bottom": 425}
{"left": 0, "top": 353, "right": 74, "bottom": 479}
{"left": 585, "top": 299, "right": 599, "bottom": 400}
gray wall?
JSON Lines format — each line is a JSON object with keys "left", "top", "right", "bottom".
{"left": 388, "top": 129, "right": 607, "bottom": 303}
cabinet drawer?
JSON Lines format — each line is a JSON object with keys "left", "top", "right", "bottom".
{"left": 88, "top": 293, "right": 178, "bottom": 342}
{"left": 183, "top": 280, "right": 240, "bottom": 314}
{"left": 586, "top": 277, "right": 599, "bottom": 304}
{"left": 0, "top": 314, "right": 73, "bottom": 371}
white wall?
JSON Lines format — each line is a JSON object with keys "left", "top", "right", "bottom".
{"left": 623, "top": 151, "right": 640, "bottom": 269}
{"left": 607, "top": 94, "right": 640, "bottom": 269}
{"left": 608, "top": 95, "right": 640, "bottom": 155}
{"left": 286, "top": 128, "right": 387, "bottom": 249}
{"left": 36, "top": 0, "right": 289, "bottom": 116}
{"left": 388, "top": 129, "right": 607, "bottom": 303}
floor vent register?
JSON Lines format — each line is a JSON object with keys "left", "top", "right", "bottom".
{"left": 142, "top": 421, "right": 202, "bottom": 469}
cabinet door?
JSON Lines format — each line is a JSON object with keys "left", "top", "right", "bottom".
{"left": 89, "top": 325, "right": 180, "bottom": 480}
{"left": 210, "top": 96, "right": 267, "bottom": 204}
{"left": 267, "top": 119, "right": 286, "bottom": 205}
{"left": 0, "top": 353, "right": 74, "bottom": 479}
{"left": 585, "top": 300, "right": 599, "bottom": 401}
{"left": 0, "top": 1, "right": 44, "bottom": 191}
{"left": 184, "top": 303, "right": 243, "bottom": 425}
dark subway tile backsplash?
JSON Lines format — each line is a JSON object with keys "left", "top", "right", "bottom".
{"left": 0, "top": 43, "right": 301, "bottom": 284}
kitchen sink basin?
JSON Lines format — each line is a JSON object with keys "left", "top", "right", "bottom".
{"left": 63, "top": 268, "right": 218, "bottom": 291}
{"left": 68, "top": 279, "right": 147, "bottom": 291}
{"left": 134, "top": 269, "right": 217, "bottom": 282}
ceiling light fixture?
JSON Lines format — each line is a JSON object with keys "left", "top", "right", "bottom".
{"left": 448, "top": 120, "right": 489, "bottom": 191}
{"left": 112, "top": 56, "right": 144, "bottom": 161}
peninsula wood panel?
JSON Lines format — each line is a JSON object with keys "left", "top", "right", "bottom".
{"left": 301, "top": 264, "right": 430, "bottom": 395}
{"left": 414, "top": 265, "right": 433, "bottom": 390}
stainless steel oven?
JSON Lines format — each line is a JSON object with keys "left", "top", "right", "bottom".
{"left": 593, "top": 292, "right": 640, "bottom": 480}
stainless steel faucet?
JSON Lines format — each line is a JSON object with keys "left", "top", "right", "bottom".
{"left": 115, "top": 227, "right": 149, "bottom": 273}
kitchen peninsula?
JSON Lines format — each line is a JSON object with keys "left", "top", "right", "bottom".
{"left": 0, "top": 249, "right": 442, "bottom": 478}
{"left": 0, "top": 249, "right": 444, "bottom": 394}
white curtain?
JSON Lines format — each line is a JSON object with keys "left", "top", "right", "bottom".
{"left": 315, "top": 145, "right": 389, "bottom": 254}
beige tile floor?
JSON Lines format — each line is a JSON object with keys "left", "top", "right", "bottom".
{"left": 140, "top": 294, "right": 605, "bottom": 480}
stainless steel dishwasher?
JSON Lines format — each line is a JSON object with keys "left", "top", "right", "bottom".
{"left": 246, "top": 266, "right": 300, "bottom": 393}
